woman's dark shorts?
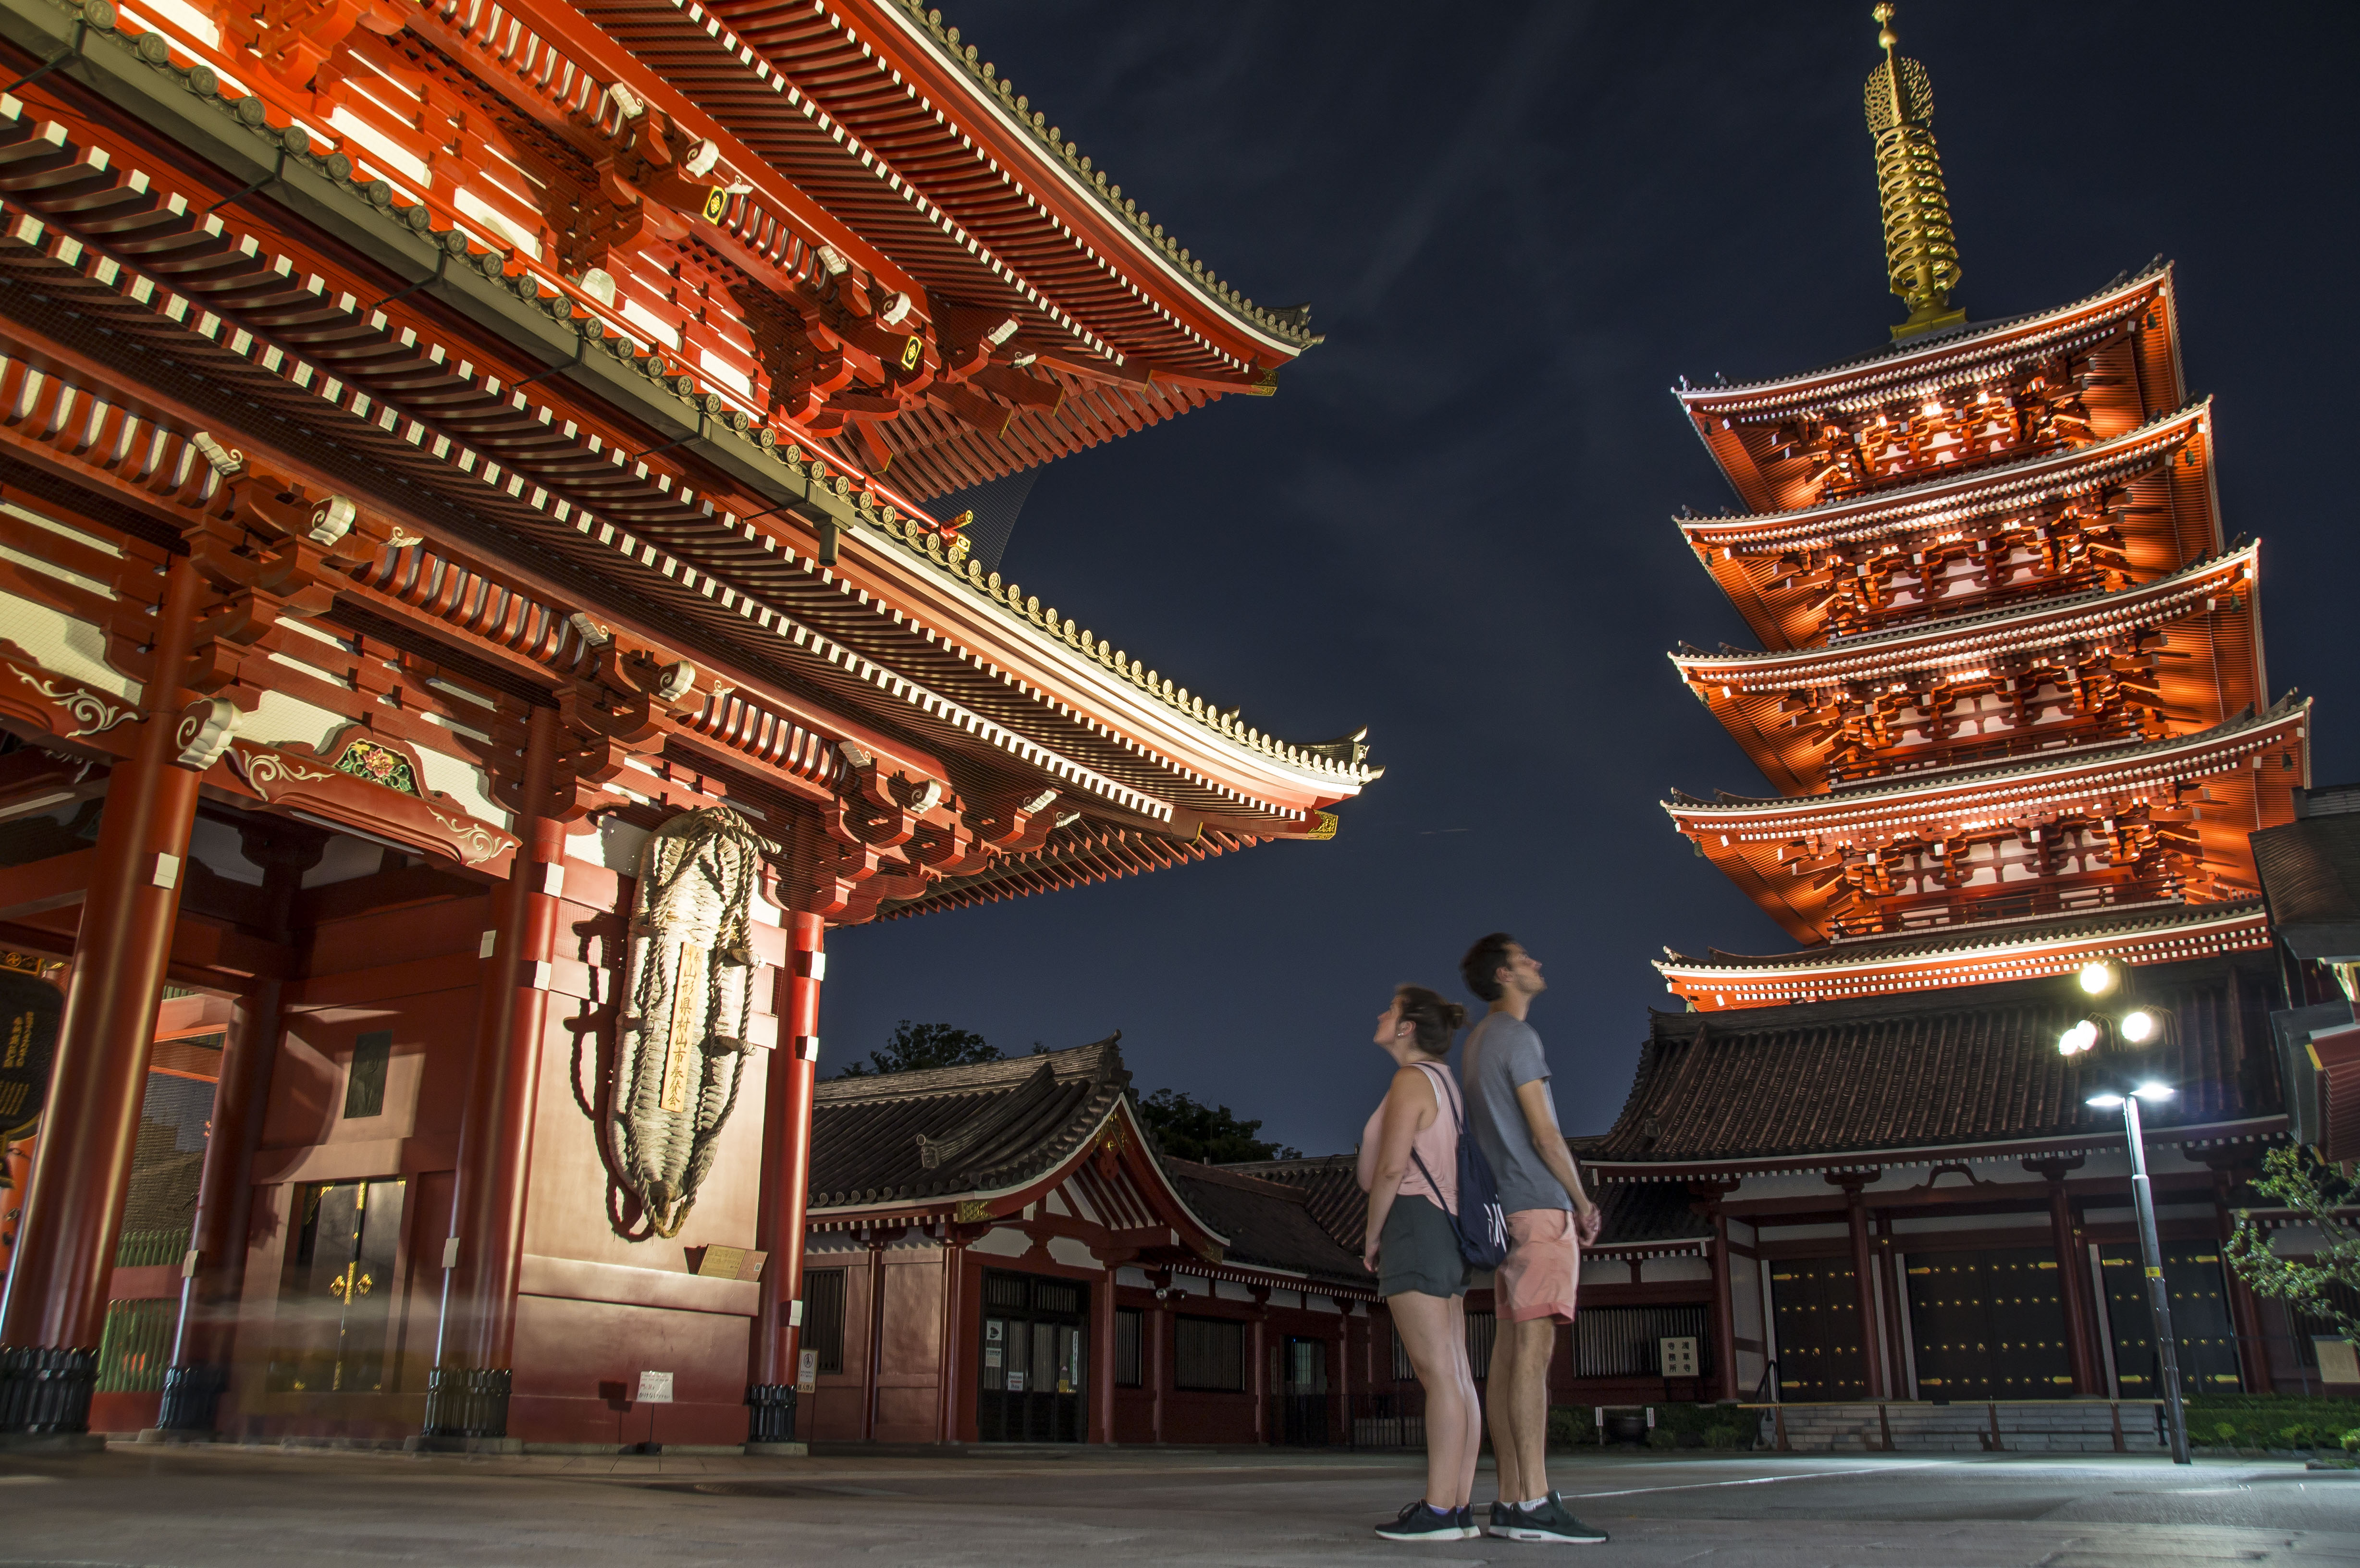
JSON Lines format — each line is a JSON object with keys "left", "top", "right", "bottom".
{"left": 1378, "top": 1193, "right": 1470, "bottom": 1299}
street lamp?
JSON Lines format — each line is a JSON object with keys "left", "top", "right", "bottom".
{"left": 2084, "top": 1079, "right": 2191, "bottom": 1465}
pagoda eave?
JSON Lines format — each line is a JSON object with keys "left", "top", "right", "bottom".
{"left": 1656, "top": 897, "right": 2274, "bottom": 1012}
{"left": 1667, "top": 699, "right": 2309, "bottom": 943}
{"left": 1672, "top": 542, "right": 2263, "bottom": 795}
{"left": 1675, "top": 264, "right": 2183, "bottom": 514}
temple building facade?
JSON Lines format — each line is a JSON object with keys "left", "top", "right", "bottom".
{"left": 1589, "top": 11, "right": 2335, "bottom": 1431}
{"left": 0, "top": 0, "right": 1379, "bottom": 1448}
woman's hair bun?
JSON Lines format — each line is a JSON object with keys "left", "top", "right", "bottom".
{"left": 1395, "top": 985, "right": 1465, "bottom": 1057}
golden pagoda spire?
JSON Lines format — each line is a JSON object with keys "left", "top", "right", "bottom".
{"left": 1865, "top": 4, "right": 1965, "bottom": 340}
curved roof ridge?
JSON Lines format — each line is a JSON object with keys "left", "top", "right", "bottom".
{"left": 848, "top": 493, "right": 1379, "bottom": 791}
{"left": 878, "top": 0, "right": 1315, "bottom": 353}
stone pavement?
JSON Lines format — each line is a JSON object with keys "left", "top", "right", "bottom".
{"left": 2, "top": 1441, "right": 2356, "bottom": 1566}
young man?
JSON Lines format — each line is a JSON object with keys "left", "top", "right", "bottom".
{"left": 1460, "top": 932, "right": 1608, "bottom": 1545}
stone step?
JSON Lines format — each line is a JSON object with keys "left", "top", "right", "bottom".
{"left": 1757, "top": 1403, "right": 2168, "bottom": 1453}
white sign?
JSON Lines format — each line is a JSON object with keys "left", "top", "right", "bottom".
{"left": 2317, "top": 1337, "right": 2360, "bottom": 1386}
{"left": 1659, "top": 1336, "right": 1700, "bottom": 1379}
{"left": 636, "top": 1370, "right": 675, "bottom": 1404}
{"left": 796, "top": 1349, "right": 818, "bottom": 1391}
{"left": 1005, "top": 1372, "right": 1024, "bottom": 1392}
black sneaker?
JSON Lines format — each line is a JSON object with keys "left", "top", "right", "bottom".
{"left": 1376, "top": 1500, "right": 1471, "bottom": 1541}
{"left": 1501, "top": 1493, "right": 1608, "bottom": 1544}
{"left": 1456, "top": 1506, "right": 1476, "bottom": 1538}
{"left": 1487, "top": 1501, "right": 1519, "bottom": 1538}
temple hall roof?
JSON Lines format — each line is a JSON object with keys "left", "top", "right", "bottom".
{"left": 808, "top": 1037, "right": 1131, "bottom": 1209}
{"left": 1161, "top": 1161, "right": 1373, "bottom": 1291}
{"left": 2253, "top": 805, "right": 2360, "bottom": 963}
{"left": 1217, "top": 1154, "right": 1364, "bottom": 1253}
{"left": 1595, "top": 955, "right": 2282, "bottom": 1174}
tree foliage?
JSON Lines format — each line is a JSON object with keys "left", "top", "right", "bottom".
{"left": 835, "top": 1020, "right": 1002, "bottom": 1079}
{"left": 2225, "top": 1143, "right": 2360, "bottom": 1336}
{"left": 1134, "top": 1087, "right": 1301, "bottom": 1164}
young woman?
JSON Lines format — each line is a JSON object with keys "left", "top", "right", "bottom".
{"left": 1358, "top": 984, "right": 1483, "bottom": 1542}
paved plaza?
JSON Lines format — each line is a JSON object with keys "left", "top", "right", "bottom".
{"left": 2, "top": 1443, "right": 2355, "bottom": 1567}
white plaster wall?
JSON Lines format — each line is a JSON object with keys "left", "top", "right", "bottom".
{"left": 1641, "top": 1256, "right": 1712, "bottom": 1284}
{"left": 1046, "top": 1237, "right": 1100, "bottom": 1271}
{"left": 0, "top": 597, "right": 133, "bottom": 699}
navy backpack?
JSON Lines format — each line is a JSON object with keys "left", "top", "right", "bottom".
{"left": 1406, "top": 1060, "right": 1508, "bottom": 1270}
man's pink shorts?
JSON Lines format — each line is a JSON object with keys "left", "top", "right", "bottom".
{"left": 1496, "top": 1208, "right": 1579, "bottom": 1324}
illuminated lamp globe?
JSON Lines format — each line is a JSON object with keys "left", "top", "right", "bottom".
{"left": 2077, "top": 961, "right": 2118, "bottom": 996}
{"left": 2057, "top": 1019, "right": 2099, "bottom": 1056}
{"left": 2120, "top": 1009, "right": 2159, "bottom": 1044}
{"left": 2133, "top": 1081, "right": 2176, "bottom": 1102}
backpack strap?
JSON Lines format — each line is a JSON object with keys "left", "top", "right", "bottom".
{"left": 1414, "top": 1060, "right": 1466, "bottom": 1135}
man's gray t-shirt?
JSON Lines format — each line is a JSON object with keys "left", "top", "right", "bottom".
{"left": 1462, "top": 1013, "right": 1570, "bottom": 1216}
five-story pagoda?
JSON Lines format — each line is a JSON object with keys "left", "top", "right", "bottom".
{"left": 1657, "top": 9, "right": 2304, "bottom": 1011}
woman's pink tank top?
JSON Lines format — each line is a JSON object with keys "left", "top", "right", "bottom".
{"left": 1362, "top": 1062, "right": 1459, "bottom": 1212}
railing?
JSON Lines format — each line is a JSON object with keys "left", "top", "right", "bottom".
{"left": 114, "top": 1226, "right": 189, "bottom": 1269}
{"left": 1347, "top": 1388, "right": 1425, "bottom": 1450}
{"left": 95, "top": 1297, "right": 176, "bottom": 1393}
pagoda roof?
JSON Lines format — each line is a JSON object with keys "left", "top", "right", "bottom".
{"left": 1595, "top": 953, "right": 2280, "bottom": 1174}
{"left": 2253, "top": 810, "right": 2360, "bottom": 963}
{"left": 1672, "top": 541, "right": 2258, "bottom": 687}
{"left": 1666, "top": 696, "right": 2305, "bottom": 943}
{"left": 1668, "top": 692, "right": 2305, "bottom": 826}
{"left": 1672, "top": 544, "right": 2263, "bottom": 797}
{"left": 1656, "top": 897, "right": 2273, "bottom": 1012}
{"left": 1675, "top": 264, "right": 2181, "bottom": 514}
{"left": 1678, "top": 401, "right": 2210, "bottom": 553}
{"left": 1679, "top": 404, "right": 2218, "bottom": 652}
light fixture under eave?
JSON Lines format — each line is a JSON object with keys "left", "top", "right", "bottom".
{"left": 2078, "top": 960, "right": 2118, "bottom": 996}
{"left": 2058, "top": 1019, "right": 2099, "bottom": 1055}
{"left": 2120, "top": 1008, "right": 2158, "bottom": 1044}
{"left": 2133, "top": 1082, "right": 2176, "bottom": 1102}
{"left": 2085, "top": 1092, "right": 2126, "bottom": 1108}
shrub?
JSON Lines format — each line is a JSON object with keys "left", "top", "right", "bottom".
{"left": 1646, "top": 1427, "right": 1678, "bottom": 1450}
{"left": 2342, "top": 1428, "right": 2360, "bottom": 1454}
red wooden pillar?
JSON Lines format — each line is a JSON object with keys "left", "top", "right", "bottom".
{"left": 1090, "top": 1252, "right": 1123, "bottom": 1444}
{"left": 1709, "top": 1209, "right": 1739, "bottom": 1400}
{"left": 2030, "top": 1161, "right": 2102, "bottom": 1395}
{"left": 748, "top": 911, "right": 823, "bottom": 1446}
{"left": 422, "top": 704, "right": 559, "bottom": 1443}
{"left": 858, "top": 1227, "right": 889, "bottom": 1441}
{"left": 161, "top": 827, "right": 321, "bottom": 1435}
{"left": 1149, "top": 1276, "right": 1169, "bottom": 1444}
{"left": 0, "top": 555, "right": 205, "bottom": 1438}
{"left": 935, "top": 1228, "right": 969, "bottom": 1444}
{"left": 1333, "top": 1300, "right": 1351, "bottom": 1446}
{"left": 1833, "top": 1173, "right": 1886, "bottom": 1399}
{"left": 1248, "top": 1286, "right": 1269, "bottom": 1446}
{"left": 2209, "top": 1164, "right": 2274, "bottom": 1393}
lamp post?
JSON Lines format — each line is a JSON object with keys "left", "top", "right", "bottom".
{"left": 2061, "top": 960, "right": 2190, "bottom": 1466}
{"left": 2083, "top": 1079, "right": 2191, "bottom": 1466}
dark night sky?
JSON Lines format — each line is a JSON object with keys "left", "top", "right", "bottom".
{"left": 819, "top": 2, "right": 2360, "bottom": 1156}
